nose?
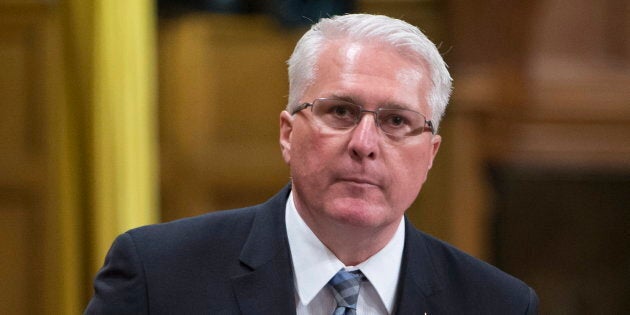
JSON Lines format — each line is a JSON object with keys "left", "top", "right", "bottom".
{"left": 348, "top": 113, "right": 380, "bottom": 160}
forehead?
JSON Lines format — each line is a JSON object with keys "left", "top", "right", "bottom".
{"left": 307, "top": 40, "right": 430, "bottom": 112}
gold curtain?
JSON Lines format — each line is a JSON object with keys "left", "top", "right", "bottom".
{"left": 90, "top": 0, "right": 159, "bottom": 266}
{"left": 60, "top": 0, "right": 159, "bottom": 313}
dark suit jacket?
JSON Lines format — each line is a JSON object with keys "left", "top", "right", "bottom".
{"left": 85, "top": 185, "right": 538, "bottom": 314}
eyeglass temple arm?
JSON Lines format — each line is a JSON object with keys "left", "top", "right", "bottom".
{"left": 426, "top": 120, "right": 436, "bottom": 134}
{"left": 291, "top": 103, "right": 312, "bottom": 115}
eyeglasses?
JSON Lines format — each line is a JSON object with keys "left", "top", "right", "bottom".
{"left": 291, "top": 98, "right": 435, "bottom": 137}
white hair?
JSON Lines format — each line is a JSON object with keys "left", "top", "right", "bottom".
{"left": 286, "top": 14, "right": 453, "bottom": 131}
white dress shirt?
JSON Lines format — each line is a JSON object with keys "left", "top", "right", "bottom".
{"left": 286, "top": 191, "right": 405, "bottom": 315}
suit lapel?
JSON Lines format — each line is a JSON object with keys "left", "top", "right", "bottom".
{"left": 231, "top": 260, "right": 295, "bottom": 314}
{"left": 394, "top": 218, "right": 446, "bottom": 315}
{"left": 231, "top": 185, "right": 296, "bottom": 315}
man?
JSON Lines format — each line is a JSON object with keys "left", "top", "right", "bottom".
{"left": 86, "top": 14, "right": 538, "bottom": 314}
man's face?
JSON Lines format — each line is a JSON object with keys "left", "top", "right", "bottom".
{"left": 280, "top": 41, "right": 441, "bottom": 232}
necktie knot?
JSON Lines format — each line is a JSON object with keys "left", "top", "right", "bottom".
{"left": 328, "top": 269, "right": 364, "bottom": 315}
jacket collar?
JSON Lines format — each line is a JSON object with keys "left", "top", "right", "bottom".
{"left": 231, "top": 184, "right": 296, "bottom": 314}
{"left": 394, "top": 217, "right": 444, "bottom": 314}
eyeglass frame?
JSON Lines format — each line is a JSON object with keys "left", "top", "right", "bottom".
{"left": 290, "top": 98, "right": 436, "bottom": 137}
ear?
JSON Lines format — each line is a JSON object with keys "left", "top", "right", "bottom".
{"left": 279, "top": 110, "right": 294, "bottom": 165}
{"left": 427, "top": 134, "right": 442, "bottom": 170}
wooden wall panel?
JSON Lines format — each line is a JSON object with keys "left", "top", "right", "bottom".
{"left": 0, "top": 12, "right": 45, "bottom": 186}
{"left": 0, "top": 197, "right": 40, "bottom": 315}
{"left": 158, "top": 15, "right": 300, "bottom": 221}
{"left": 0, "top": 4, "right": 61, "bottom": 314}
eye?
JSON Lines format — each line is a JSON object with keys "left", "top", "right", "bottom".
{"left": 381, "top": 113, "right": 410, "bottom": 128}
{"left": 389, "top": 115, "right": 406, "bottom": 126}
{"left": 333, "top": 105, "right": 347, "bottom": 116}
{"left": 325, "top": 103, "right": 357, "bottom": 121}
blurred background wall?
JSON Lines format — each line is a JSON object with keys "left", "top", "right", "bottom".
{"left": 0, "top": 0, "right": 628, "bottom": 314}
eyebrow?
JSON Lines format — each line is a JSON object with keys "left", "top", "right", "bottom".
{"left": 328, "top": 93, "right": 357, "bottom": 104}
{"left": 379, "top": 102, "right": 413, "bottom": 110}
{"left": 328, "top": 93, "right": 415, "bottom": 111}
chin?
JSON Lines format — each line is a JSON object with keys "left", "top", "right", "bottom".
{"left": 326, "top": 198, "right": 393, "bottom": 228}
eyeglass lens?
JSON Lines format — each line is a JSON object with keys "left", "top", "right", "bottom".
{"left": 310, "top": 99, "right": 429, "bottom": 137}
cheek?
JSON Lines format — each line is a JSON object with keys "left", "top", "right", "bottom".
{"left": 388, "top": 151, "right": 432, "bottom": 211}
{"left": 290, "top": 126, "right": 337, "bottom": 176}
{"left": 395, "top": 145, "right": 434, "bottom": 186}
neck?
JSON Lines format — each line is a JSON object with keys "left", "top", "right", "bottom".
{"left": 295, "top": 204, "right": 402, "bottom": 266}
{"left": 325, "top": 225, "right": 399, "bottom": 266}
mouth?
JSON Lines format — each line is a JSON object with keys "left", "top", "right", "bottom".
{"left": 340, "top": 177, "right": 380, "bottom": 188}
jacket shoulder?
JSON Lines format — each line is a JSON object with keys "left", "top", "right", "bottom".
{"left": 410, "top": 228, "right": 538, "bottom": 313}
{"left": 125, "top": 205, "right": 260, "bottom": 261}
{"left": 86, "top": 185, "right": 292, "bottom": 314}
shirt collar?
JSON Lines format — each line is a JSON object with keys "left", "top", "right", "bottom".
{"left": 285, "top": 191, "right": 405, "bottom": 313}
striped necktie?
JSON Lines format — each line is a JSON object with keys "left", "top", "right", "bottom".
{"left": 328, "top": 269, "right": 364, "bottom": 315}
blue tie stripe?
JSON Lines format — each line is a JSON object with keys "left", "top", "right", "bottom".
{"left": 328, "top": 269, "right": 364, "bottom": 315}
